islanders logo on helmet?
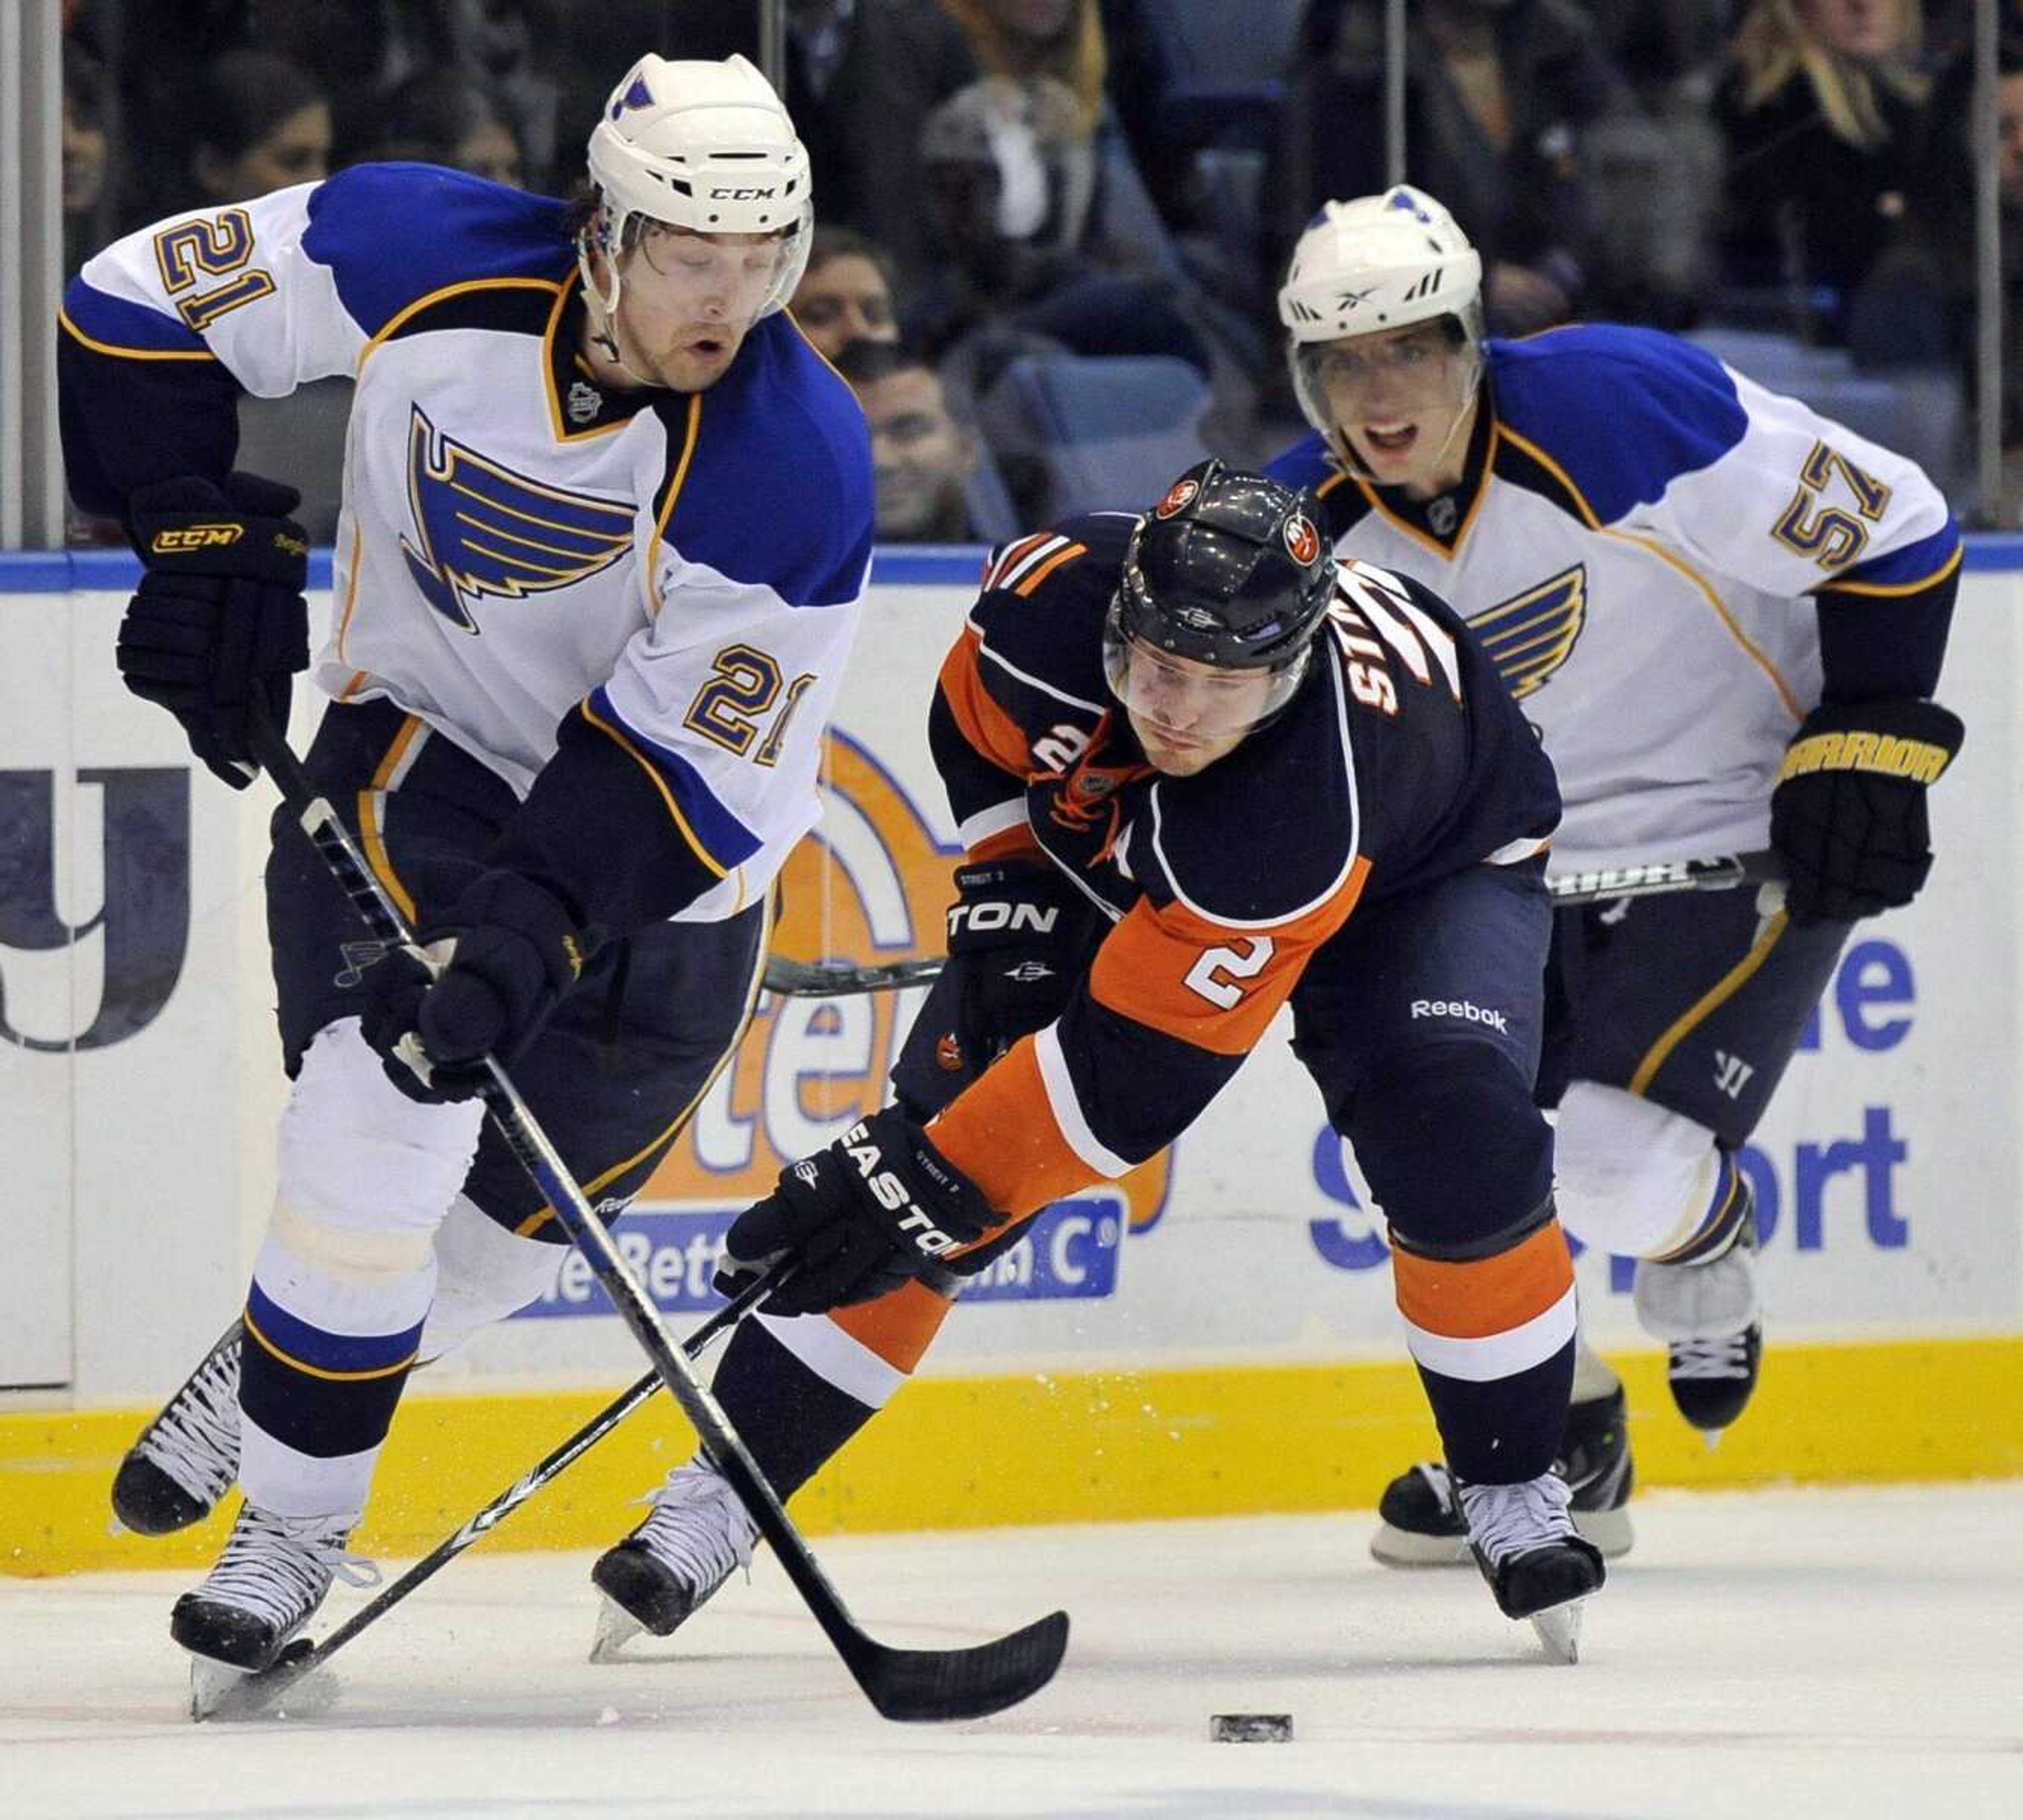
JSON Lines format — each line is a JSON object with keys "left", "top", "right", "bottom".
{"left": 1284, "top": 512, "right": 1321, "bottom": 566}
{"left": 1154, "top": 476, "right": 1200, "bottom": 520}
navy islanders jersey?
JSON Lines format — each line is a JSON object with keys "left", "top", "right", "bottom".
{"left": 1268, "top": 324, "right": 1960, "bottom": 872}
{"left": 59, "top": 164, "right": 873, "bottom": 927}
{"left": 918, "top": 512, "right": 1559, "bottom": 1224}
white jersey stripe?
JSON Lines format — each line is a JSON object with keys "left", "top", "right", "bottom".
{"left": 753, "top": 1309, "right": 906, "bottom": 1406}
{"left": 1034, "top": 1024, "right": 1133, "bottom": 1178}
{"left": 1401, "top": 1283, "right": 1578, "bottom": 1383}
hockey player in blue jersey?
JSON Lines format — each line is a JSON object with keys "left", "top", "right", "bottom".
{"left": 58, "top": 53, "right": 873, "bottom": 1682}
{"left": 1266, "top": 187, "right": 1963, "bottom": 1564}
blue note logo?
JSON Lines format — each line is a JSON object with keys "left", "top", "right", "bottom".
{"left": 400, "top": 407, "right": 635, "bottom": 631}
{"left": 1469, "top": 564, "right": 1586, "bottom": 700}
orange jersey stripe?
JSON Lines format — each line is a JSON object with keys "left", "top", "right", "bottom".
{"left": 1392, "top": 1220, "right": 1574, "bottom": 1341}
{"left": 829, "top": 1279, "right": 958, "bottom": 1374}
{"left": 1086, "top": 858, "right": 1371, "bottom": 1057}
{"left": 930, "top": 1038, "right": 1097, "bottom": 1222}
{"left": 938, "top": 627, "right": 1035, "bottom": 780}
{"left": 1014, "top": 541, "right": 1088, "bottom": 596}
{"left": 969, "top": 825, "right": 1045, "bottom": 865}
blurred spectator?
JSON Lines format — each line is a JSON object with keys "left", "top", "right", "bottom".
{"left": 907, "top": 74, "right": 1213, "bottom": 384}
{"left": 838, "top": 339, "right": 986, "bottom": 540}
{"left": 62, "top": 47, "right": 111, "bottom": 276}
{"left": 792, "top": 228, "right": 905, "bottom": 363}
{"left": 186, "top": 50, "right": 332, "bottom": 204}
{"left": 941, "top": 0, "right": 1108, "bottom": 129}
{"left": 353, "top": 70, "right": 526, "bottom": 186}
{"left": 1714, "top": 1, "right": 1945, "bottom": 343}
{"left": 1276, "top": 0, "right": 1641, "bottom": 335}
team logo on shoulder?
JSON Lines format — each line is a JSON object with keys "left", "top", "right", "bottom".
{"left": 1283, "top": 512, "right": 1321, "bottom": 565}
{"left": 400, "top": 407, "right": 635, "bottom": 632}
{"left": 1154, "top": 476, "right": 1199, "bottom": 519}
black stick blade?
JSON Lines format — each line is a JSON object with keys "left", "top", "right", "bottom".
{"left": 850, "top": 1609, "right": 1069, "bottom": 1722}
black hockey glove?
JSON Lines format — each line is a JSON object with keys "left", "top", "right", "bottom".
{"left": 715, "top": 1107, "right": 998, "bottom": 1315}
{"left": 1770, "top": 698, "right": 1965, "bottom": 925}
{"left": 360, "top": 871, "right": 593, "bottom": 1103}
{"left": 891, "top": 859, "right": 1094, "bottom": 1116}
{"left": 117, "top": 472, "right": 311, "bottom": 788}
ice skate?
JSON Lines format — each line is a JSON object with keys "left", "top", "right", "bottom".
{"left": 171, "top": 1501, "right": 375, "bottom": 1691}
{"left": 1460, "top": 1473, "right": 1605, "bottom": 1665}
{"left": 1635, "top": 1195, "right": 1762, "bottom": 1436}
{"left": 1371, "top": 1385, "right": 1635, "bottom": 1565}
{"left": 589, "top": 1458, "right": 758, "bottom": 1661}
{"left": 111, "top": 1320, "right": 242, "bottom": 1535}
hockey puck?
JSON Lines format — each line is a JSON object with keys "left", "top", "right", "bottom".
{"left": 1209, "top": 1713, "right": 1292, "bottom": 1743}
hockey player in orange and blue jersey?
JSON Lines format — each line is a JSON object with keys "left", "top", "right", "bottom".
{"left": 60, "top": 53, "right": 872, "bottom": 1685}
{"left": 1266, "top": 187, "right": 1964, "bottom": 1566}
{"left": 588, "top": 461, "right": 1603, "bottom": 1660}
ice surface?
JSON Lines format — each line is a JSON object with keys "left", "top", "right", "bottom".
{"left": 5, "top": 1481, "right": 2020, "bottom": 1819}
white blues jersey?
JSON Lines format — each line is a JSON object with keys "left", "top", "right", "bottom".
{"left": 61, "top": 164, "right": 874, "bottom": 925}
{"left": 1269, "top": 325, "right": 1961, "bottom": 872}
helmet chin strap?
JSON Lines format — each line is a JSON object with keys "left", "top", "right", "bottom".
{"left": 576, "top": 237, "right": 663, "bottom": 391}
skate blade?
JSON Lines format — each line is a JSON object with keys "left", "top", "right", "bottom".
{"left": 589, "top": 1596, "right": 646, "bottom": 1665}
{"left": 1527, "top": 1599, "right": 1585, "bottom": 1666}
{"left": 189, "top": 1639, "right": 338, "bottom": 1721}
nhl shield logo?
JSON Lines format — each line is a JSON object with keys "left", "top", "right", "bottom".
{"left": 1154, "top": 476, "right": 1199, "bottom": 519}
{"left": 567, "top": 380, "right": 603, "bottom": 424}
{"left": 1284, "top": 512, "right": 1321, "bottom": 565}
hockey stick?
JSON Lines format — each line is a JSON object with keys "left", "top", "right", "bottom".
{"left": 245, "top": 710, "right": 1068, "bottom": 1724}
{"left": 755, "top": 853, "right": 1789, "bottom": 1001}
{"left": 204, "top": 1269, "right": 780, "bottom": 1720}
{"left": 762, "top": 954, "right": 946, "bottom": 997}
{"left": 1543, "top": 850, "right": 1784, "bottom": 907}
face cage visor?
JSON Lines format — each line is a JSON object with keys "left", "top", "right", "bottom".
{"left": 1103, "top": 613, "right": 1312, "bottom": 747}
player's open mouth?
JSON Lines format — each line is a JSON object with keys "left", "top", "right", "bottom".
{"left": 1363, "top": 423, "right": 1417, "bottom": 454}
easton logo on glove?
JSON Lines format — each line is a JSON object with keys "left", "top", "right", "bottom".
{"left": 947, "top": 897, "right": 1060, "bottom": 939}
{"left": 842, "top": 1119, "right": 966, "bottom": 1256}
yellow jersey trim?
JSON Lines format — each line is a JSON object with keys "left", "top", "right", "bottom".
{"left": 1628, "top": 907, "right": 1790, "bottom": 1096}
{"left": 57, "top": 306, "right": 218, "bottom": 363}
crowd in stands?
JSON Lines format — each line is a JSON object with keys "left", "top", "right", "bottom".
{"left": 56, "top": 0, "right": 2023, "bottom": 535}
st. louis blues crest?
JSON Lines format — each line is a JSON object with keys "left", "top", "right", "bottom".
{"left": 1468, "top": 564, "right": 1586, "bottom": 700}
{"left": 400, "top": 407, "right": 635, "bottom": 632}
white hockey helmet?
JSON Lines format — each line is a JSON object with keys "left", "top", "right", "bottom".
{"left": 583, "top": 53, "right": 813, "bottom": 320}
{"left": 1278, "top": 185, "right": 1483, "bottom": 344}
{"left": 1278, "top": 186, "right": 1486, "bottom": 455}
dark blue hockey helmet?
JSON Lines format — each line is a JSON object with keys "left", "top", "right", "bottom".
{"left": 1110, "top": 460, "right": 1333, "bottom": 672}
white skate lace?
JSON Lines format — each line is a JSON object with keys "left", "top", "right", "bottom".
{"left": 1671, "top": 1332, "right": 1753, "bottom": 1381}
{"left": 1459, "top": 1474, "right": 1578, "bottom": 1570}
{"left": 635, "top": 1461, "right": 758, "bottom": 1594}
{"left": 137, "top": 1335, "right": 242, "bottom": 1504}
{"left": 191, "top": 1506, "right": 379, "bottom": 1628}
{"left": 1409, "top": 1462, "right": 1459, "bottom": 1519}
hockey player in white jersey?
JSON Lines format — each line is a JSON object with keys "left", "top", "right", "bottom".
{"left": 58, "top": 54, "right": 873, "bottom": 1679}
{"left": 1266, "top": 187, "right": 1963, "bottom": 1564}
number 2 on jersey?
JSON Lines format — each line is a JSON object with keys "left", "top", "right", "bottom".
{"left": 1184, "top": 935, "right": 1274, "bottom": 1010}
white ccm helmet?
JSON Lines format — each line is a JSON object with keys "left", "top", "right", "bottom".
{"left": 580, "top": 53, "right": 813, "bottom": 328}
{"left": 1277, "top": 185, "right": 1485, "bottom": 445}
